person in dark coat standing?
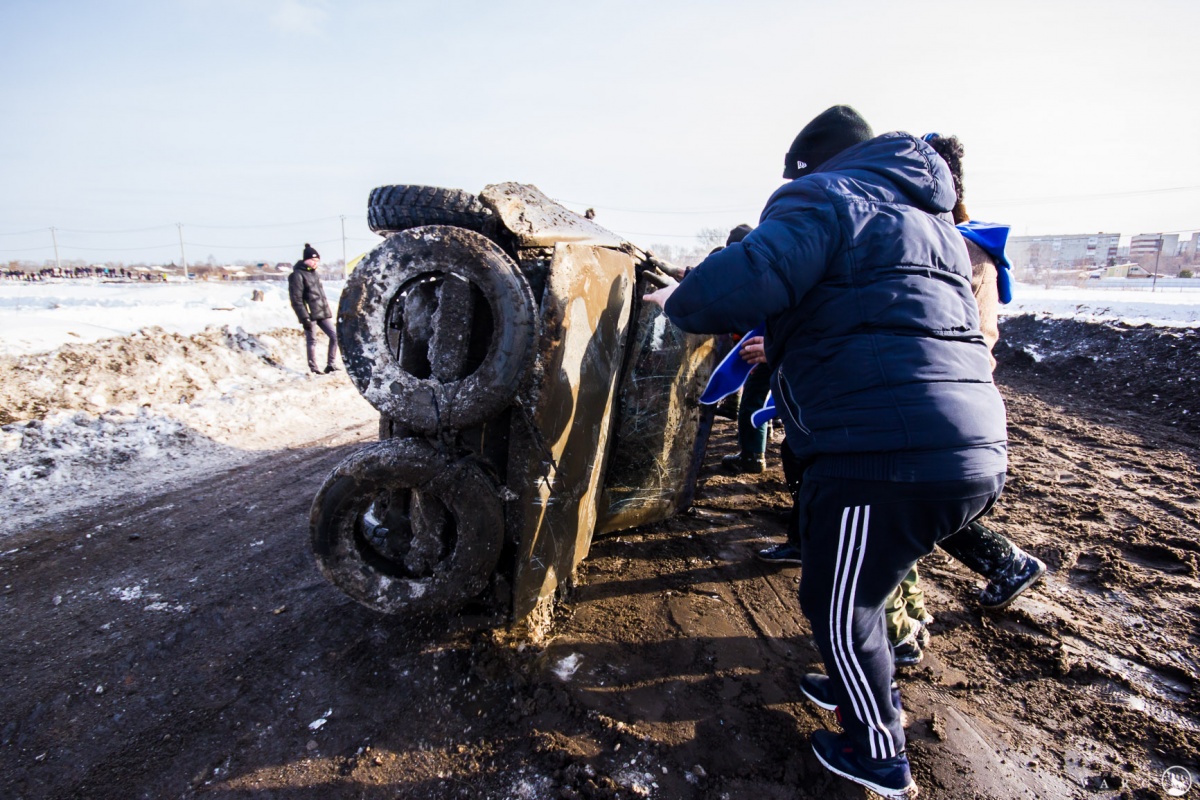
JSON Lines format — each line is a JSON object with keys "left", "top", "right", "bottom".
{"left": 645, "top": 106, "right": 1008, "bottom": 797}
{"left": 289, "top": 243, "right": 339, "bottom": 374}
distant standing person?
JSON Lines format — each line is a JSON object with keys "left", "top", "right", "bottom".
{"left": 289, "top": 243, "right": 340, "bottom": 374}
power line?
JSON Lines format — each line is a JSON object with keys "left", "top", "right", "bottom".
{"left": 186, "top": 216, "right": 345, "bottom": 230}
{"left": 611, "top": 231, "right": 702, "bottom": 239}
{"left": 555, "top": 198, "right": 756, "bottom": 215}
{"left": 0, "top": 215, "right": 369, "bottom": 237}
{"left": 55, "top": 224, "right": 176, "bottom": 234}
{"left": 0, "top": 227, "right": 55, "bottom": 237}
{"left": 57, "top": 243, "right": 179, "bottom": 251}
{"left": 984, "top": 185, "right": 1200, "bottom": 207}
{"left": 184, "top": 237, "right": 345, "bottom": 249}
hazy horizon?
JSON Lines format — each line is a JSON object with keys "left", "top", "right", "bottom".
{"left": 3, "top": 0, "right": 1198, "bottom": 264}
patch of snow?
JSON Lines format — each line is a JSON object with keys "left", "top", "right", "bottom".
{"left": 308, "top": 709, "right": 332, "bottom": 731}
{"left": 143, "top": 602, "right": 187, "bottom": 613}
{"left": 553, "top": 653, "right": 583, "bottom": 681}
{"left": 0, "top": 280, "right": 344, "bottom": 357}
{"left": 111, "top": 585, "right": 156, "bottom": 602}
{"left": 1, "top": 313, "right": 375, "bottom": 537}
{"left": 1003, "top": 283, "right": 1200, "bottom": 329}
{"left": 507, "top": 774, "right": 555, "bottom": 799}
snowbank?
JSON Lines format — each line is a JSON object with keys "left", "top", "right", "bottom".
{"left": 1, "top": 312, "right": 373, "bottom": 538}
{"left": 1003, "top": 283, "right": 1200, "bottom": 328}
{"left": 0, "top": 279, "right": 343, "bottom": 357}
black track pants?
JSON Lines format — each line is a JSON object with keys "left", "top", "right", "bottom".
{"left": 796, "top": 471, "right": 1005, "bottom": 758}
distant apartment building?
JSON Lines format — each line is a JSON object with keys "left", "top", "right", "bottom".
{"left": 1129, "top": 233, "right": 1181, "bottom": 259}
{"left": 1007, "top": 232, "right": 1120, "bottom": 271}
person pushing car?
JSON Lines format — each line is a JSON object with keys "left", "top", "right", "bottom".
{"left": 644, "top": 105, "right": 1008, "bottom": 797}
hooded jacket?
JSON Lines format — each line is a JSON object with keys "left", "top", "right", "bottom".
{"left": 664, "top": 132, "right": 1007, "bottom": 482}
{"left": 288, "top": 261, "right": 332, "bottom": 323}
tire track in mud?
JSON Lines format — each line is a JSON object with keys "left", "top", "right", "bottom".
{"left": 1, "top": 421, "right": 380, "bottom": 799}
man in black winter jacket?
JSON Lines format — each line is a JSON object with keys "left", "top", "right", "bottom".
{"left": 645, "top": 106, "right": 1007, "bottom": 798}
{"left": 289, "top": 243, "right": 339, "bottom": 374}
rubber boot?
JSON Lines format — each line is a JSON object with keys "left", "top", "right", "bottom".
{"left": 938, "top": 520, "right": 1018, "bottom": 579}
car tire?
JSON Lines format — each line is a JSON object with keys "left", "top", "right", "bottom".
{"left": 310, "top": 438, "right": 504, "bottom": 615}
{"left": 338, "top": 225, "right": 537, "bottom": 434}
{"left": 367, "top": 185, "right": 495, "bottom": 236}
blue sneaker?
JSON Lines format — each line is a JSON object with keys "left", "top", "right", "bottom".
{"left": 811, "top": 729, "right": 918, "bottom": 797}
{"left": 755, "top": 542, "right": 803, "bottom": 565}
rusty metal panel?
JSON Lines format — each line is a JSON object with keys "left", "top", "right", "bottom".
{"left": 481, "top": 183, "right": 626, "bottom": 249}
{"left": 509, "top": 244, "right": 634, "bottom": 622}
{"left": 595, "top": 280, "right": 722, "bottom": 535}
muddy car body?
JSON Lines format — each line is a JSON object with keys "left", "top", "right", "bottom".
{"left": 310, "top": 183, "right": 720, "bottom": 631}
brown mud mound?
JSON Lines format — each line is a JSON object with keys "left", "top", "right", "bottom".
{"left": 996, "top": 314, "right": 1200, "bottom": 434}
{"left": 0, "top": 326, "right": 297, "bottom": 424}
{"left": 1, "top": 316, "right": 1198, "bottom": 799}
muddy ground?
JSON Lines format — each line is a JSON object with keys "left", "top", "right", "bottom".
{"left": 2, "top": 315, "right": 1199, "bottom": 800}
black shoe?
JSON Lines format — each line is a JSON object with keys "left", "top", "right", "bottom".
{"left": 892, "top": 634, "right": 923, "bottom": 668}
{"left": 979, "top": 552, "right": 1046, "bottom": 610}
{"left": 324, "top": 364, "right": 340, "bottom": 374}
{"left": 799, "top": 673, "right": 838, "bottom": 710}
{"left": 811, "top": 729, "right": 918, "bottom": 798}
{"left": 755, "top": 542, "right": 803, "bottom": 565}
{"left": 721, "top": 452, "right": 765, "bottom": 474}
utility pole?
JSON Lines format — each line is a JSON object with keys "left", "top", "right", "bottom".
{"left": 177, "top": 223, "right": 188, "bottom": 281}
{"left": 49, "top": 227, "right": 61, "bottom": 272}
{"left": 1151, "top": 234, "right": 1162, "bottom": 293}
{"left": 340, "top": 215, "right": 347, "bottom": 277}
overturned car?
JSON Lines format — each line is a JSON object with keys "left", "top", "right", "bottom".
{"left": 309, "top": 183, "right": 721, "bottom": 631}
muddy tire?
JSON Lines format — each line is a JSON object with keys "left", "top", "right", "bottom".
{"left": 338, "top": 226, "right": 537, "bottom": 434}
{"left": 367, "top": 185, "right": 495, "bottom": 235}
{"left": 310, "top": 438, "right": 504, "bottom": 615}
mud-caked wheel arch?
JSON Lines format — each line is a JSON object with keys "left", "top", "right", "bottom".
{"left": 310, "top": 437, "right": 505, "bottom": 615}
{"left": 338, "top": 226, "right": 537, "bottom": 435}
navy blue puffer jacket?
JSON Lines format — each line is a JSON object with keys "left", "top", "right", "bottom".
{"left": 664, "top": 132, "right": 1006, "bottom": 481}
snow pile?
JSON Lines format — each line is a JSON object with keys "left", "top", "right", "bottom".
{"left": 1003, "top": 283, "right": 1200, "bottom": 329}
{"left": 0, "top": 279, "right": 343, "bottom": 357}
{"left": 1, "top": 307, "right": 374, "bottom": 537}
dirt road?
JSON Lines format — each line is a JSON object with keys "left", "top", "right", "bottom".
{"left": 2, "top": 317, "right": 1198, "bottom": 799}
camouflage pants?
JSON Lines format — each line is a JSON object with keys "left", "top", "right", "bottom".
{"left": 885, "top": 566, "right": 929, "bottom": 646}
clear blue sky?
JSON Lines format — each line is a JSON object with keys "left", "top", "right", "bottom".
{"left": 2, "top": 0, "right": 1198, "bottom": 265}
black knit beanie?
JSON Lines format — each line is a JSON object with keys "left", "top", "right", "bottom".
{"left": 726, "top": 224, "right": 753, "bottom": 245}
{"left": 783, "top": 105, "right": 874, "bottom": 180}
{"left": 303, "top": 243, "right": 320, "bottom": 260}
